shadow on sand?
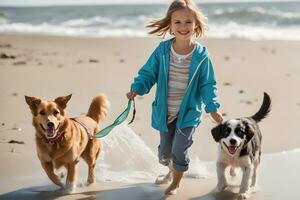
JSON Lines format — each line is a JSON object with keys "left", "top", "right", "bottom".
{"left": 0, "top": 182, "right": 167, "bottom": 200}
{"left": 190, "top": 190, "right": 240, "bottom": 200}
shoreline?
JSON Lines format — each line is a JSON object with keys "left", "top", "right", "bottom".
{"left": 2, "top": 32, "right": 300, "bottom": 42}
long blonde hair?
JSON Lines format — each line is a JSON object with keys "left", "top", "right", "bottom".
{"left": 147, "top": 0, "right": 207, "bottom": 38}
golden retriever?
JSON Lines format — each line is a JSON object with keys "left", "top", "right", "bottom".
{"left": 25, "top": 94, "right": 109, "bottom": 193}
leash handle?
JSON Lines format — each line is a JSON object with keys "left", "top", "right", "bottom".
{"left": 128, "top": 98, "right": 136, "bottom": 125}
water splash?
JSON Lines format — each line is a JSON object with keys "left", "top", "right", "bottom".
{"left": 96, "top": 123, "right": 163, "bottom": 183}
{"left": 96, "top": 123, "right": 215, "bottom": 183}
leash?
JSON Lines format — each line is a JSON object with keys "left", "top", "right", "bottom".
{"left": 94, "top": 99, "right": 136, "bottom": 138}
{"left": 70, "top": 118, "right": 94, "bottom": 140}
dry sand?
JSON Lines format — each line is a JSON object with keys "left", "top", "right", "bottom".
{"left": 0, "top": 34, "right": 300, "bottom": 199}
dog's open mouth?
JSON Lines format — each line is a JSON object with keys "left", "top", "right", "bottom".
{"left": 223, "top": 142, "right": 240, "bottom": 155}
{"left": 40, "top": 123, "right": 60, "bottom": 137}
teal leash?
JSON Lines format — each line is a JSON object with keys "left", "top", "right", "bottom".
{"left": 94, "top": 99, "right": 136, "bottom": 138}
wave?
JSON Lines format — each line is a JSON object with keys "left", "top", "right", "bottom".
{"left": 211, "top": 6, "right": 300, "bottom": 26}
{"left": 61, "top": 16, "right": 112, "bottom": 27}
{"left": 208, "top": 22, "right": 300, "bottom": 40}
{"left": 60, "top": 15, "right": 148, "bottom": 28}
{"left": 0, "top": 21, "right": 299, "bottom": 40}
{"left": 0, "top": 22, "right": 148, "bottom": 37}
{"left": 213, "top": 7, "right": 300, "bottom": 19}
{"left": 0, "top": 11, "right": 7, "bottom": 24}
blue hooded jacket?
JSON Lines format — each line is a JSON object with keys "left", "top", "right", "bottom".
{"left": 131, "top": 38, "right": 220, "bottom": 132}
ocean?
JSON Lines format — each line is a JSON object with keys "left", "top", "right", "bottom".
{"left": 0, "top": 2, "right": 299, "bottom": 40}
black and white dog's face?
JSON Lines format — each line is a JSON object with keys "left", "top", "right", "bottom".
{"left": 211, "top": 119, "right": 255, "bottom": 156}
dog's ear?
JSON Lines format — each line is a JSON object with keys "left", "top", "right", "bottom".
{"left": 242, "top": 119, "right": 255, "bottom": 144}
{"left": 211, "top": 123, "right": 223, "bottom": 142}
{"left": 25, "top": 96, "right": 42, "bottom": 115}
{"left": 54, "top": 94, "right": 72, "bottom": 110}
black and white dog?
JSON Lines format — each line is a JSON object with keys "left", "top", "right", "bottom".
{"left": 211, "top": 92, "right": 271, "bottom": 199}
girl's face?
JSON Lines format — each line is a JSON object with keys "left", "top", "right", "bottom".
{"left": 170, "top": 8, "right": 197, "bottom": 41}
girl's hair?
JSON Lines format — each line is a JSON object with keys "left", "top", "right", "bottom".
{"left": 147, "top": 0, "right": 207, "bottom": 38}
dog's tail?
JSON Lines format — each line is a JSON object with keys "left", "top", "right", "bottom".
{"left": 251, "top": 92, "right": 271, "bottom": 122}
{"left": 87, "top": 94, "right": 110, "bottom": 123}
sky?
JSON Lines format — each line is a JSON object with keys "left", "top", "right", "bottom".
{"left": 0, "top": 0, "right": 299, "bottom": 6}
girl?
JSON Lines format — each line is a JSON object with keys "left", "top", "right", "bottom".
{"left": 127, "top": 0, "right": 223, "bottom": 195}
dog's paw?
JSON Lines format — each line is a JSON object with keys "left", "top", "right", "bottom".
{"left": 238, "top": 192, "right": 250, "bottom": 199}
{"left": 54, "top": 180, "right": 65, "bottom": 188}
{"left": 214, "top": 184, "right": 228, "bottom": 193}
{"left": 65, "top": 182, "right": 76, "bottom": 194}
{"left": 85, "top": 181, "right": 95, "bottom": 187}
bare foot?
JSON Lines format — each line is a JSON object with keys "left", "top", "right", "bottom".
{"left": 165, "top": 182, "right": 178, "bottom": 195}
{"left": 155, "top": 173, "right": 172, "bottom": 185}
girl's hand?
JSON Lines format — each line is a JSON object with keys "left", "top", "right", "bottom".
{"left": 210, "top": 111, "right": 223, "bottom": 124}
{"left": 126, "top": 90, "right": 137, "bottom": 100}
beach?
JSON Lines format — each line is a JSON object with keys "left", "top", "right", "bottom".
{"left": 0, "top": 33, "right": 300, "bottom": 199}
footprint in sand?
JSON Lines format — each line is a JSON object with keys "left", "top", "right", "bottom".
{"left": 13, "top": 61, "right": 26, "bottom": 65}
{"left": 0, "top": 43, "right": 12, "bottom": 48}
{"left": 0, "top": 53, "right": 16, "bottom": 59}
{"left": 240, "top": 100, "right": 252, "bottom": 105}
{"left": 9, "top": 140, "right": 25, "bottom": 145}
{"left": 223, "top": 82, "right": 232, "bottom": 86}
{"left": 245, "top": 100, "right": 252, "bottom": 105}
{"left": 89, "top": 59, "right": 99, "bottom": 63}
{"left": 224, "top": 56, "right": 230, "bottom": 61}
{"left": 271, "top": 49, "right": 276, "bottom": 55}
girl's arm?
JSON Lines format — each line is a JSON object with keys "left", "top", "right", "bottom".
{"left": 198, "top": 56, "right": 221, "bottom": 114}
{"left": 130, "top": 46, "right": 160, "bottom": 96}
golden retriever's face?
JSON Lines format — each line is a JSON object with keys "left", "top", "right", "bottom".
{"left": 25, "top": 95, "right": 72, "bottom": 139}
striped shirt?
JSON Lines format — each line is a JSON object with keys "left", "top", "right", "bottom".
{"left": 167, "top": 44, "right": 195, "bottom": 124}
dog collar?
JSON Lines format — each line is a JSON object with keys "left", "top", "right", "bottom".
{"left": 41, "top": 131, "right": 65, "bottom": 145}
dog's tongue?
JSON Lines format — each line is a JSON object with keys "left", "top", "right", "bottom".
{"left": 46, "top": 128, "right": 55, "bottom": 135}
{"left": 228, "top": 146, "right": 238, "bottom": 154}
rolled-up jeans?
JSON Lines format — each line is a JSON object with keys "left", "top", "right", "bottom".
{"left": 158, "top": 118, "right": 195, "bottom": 172}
